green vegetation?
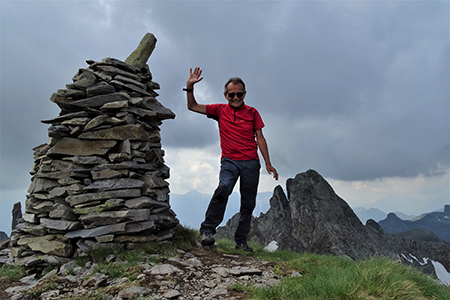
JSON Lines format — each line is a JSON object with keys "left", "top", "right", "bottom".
{"left": 0, "top": 264, "right": 25, "bottom": 281}
{"left": 2, "top": 228, "right": 449, "bottom": 300}
{"left": 217, "top": 238, "right": 450, "bottom": 300}
{"left": 66, "top": 294, "right": 103, "bottom": 300}
{"left": 89, "top": 226, "right": 199, "bottom": 281}
{"left": 27, "top": 274, "right": 60, "bottom": 298}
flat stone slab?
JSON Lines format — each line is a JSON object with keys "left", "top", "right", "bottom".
{"left": 79, "top": 209, "right": 150, "bottom": 227}
{"left": 18, "top": 235, "right": 73, "bottom": 257}
{"left": 48, "top": 138, "right": 116, "bottom": 156}
{"left": 66, "top": 189, "right": 141, "bottom": 206}
{"left": 150, "top": 264, "right": 181, "bottom": 275}
{"left": 124, "top": 197, "right": 169, "bottom": 209}
{"left": 84, "top": 178, "right": 145, "bottom": 191}
{"left": 78, "top": 124, "right": 149, "bottom": 141}
{"left": 40, "top": 218, "right": 81, "bottom": 231}
{"left": 63, "top": 156, "right": 109, "bottom": 165}
{"left": 228, "top": 267, "right": 263, "bottom": 276}
{"left": 91, "top": 169, "right": 123, "bottom": 180}
{"left": 65, "top": 220, "right": 156, "bottom": 238}
{"left": 71, "top": 92, "right": 130, "bottom": 108}
{"left": 73, "top": 199, "right": 124, "bottom": 214}
{"left": 27, "top": 177, "right": 59, "bottom": 193}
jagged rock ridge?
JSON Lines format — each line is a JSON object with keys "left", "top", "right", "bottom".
{"left": 9, "top": 34, "right": 180, "bottom": 269}
{"left": 216, "top": 169, "right": 450, "bottom": 272}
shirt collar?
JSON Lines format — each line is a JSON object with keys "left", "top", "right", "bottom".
{"left": 228, "top": 102, "right": 246, "bottom": 110}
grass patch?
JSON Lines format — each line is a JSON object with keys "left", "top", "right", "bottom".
{"left": 0, "top": 264, "right": 25, "bottom": 281}
{"left": 27, "top": 274, "right": 60, "bottom": 298}
{"left": 232, "top": 247, "right": 450, "bottom": 300}
{"left": 74, "top": 255, "right": 90, "bottom": 267}
{"left": 93, "top": 261, "right": 143, "bottom": 281}
{"left": 4, "top": 229, "right": 449, "bottom": 300}
{"left": 66, "top": 294, "right": 103, "bottom": 300}
{"left": 216, "top": 238, "right": 449, "bottom": 300}
{"left": 87, "top": 226, "right": 200, "bottom": 280}
{"left": 228, "top": 282, "right": 257, "bottom": 293}
{"left": 171, "top": 225, "right": 200, "bottom": 251}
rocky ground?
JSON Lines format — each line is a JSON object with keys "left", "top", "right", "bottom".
{"left": 1, "top": 246, "right": 282, "bottom": 300}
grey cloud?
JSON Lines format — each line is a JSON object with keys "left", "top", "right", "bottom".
{"left": 1, "top": 1, "right": 448, "bottom": 214}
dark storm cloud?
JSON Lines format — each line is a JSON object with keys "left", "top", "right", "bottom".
{"left": 151, "top": 1, "right": 449, "bottom": 181}
{"left": 2, "top": 0, "right": 448, "bottom": 181}
{"left": 1, "top": 1, "right": 448, "bottom": 233}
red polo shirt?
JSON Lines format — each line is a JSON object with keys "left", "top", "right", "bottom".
{"left": 206, "top": 103, "right": 265, "bottom": 160}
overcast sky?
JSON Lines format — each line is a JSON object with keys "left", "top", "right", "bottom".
{"left": 1, "top": 0, "right": 449, "bottom": 235}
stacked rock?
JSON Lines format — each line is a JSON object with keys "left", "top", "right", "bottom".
{"left": 10, "top": 39, "right": 179, "bottom": 268}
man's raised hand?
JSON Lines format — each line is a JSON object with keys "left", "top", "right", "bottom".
{"left": 187, "top": 67, "right": 203, "bottom": 88}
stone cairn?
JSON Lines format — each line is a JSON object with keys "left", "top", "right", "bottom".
{"left": 10, "top": 33, "right": 179, "bottom": 269}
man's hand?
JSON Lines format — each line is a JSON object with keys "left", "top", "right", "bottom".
{"left": 185, "top": 67, "right": 207, "bottom": 114}
{"left": 266, "top": 164, "right": 279, "bottom": 180}
{"left": 187, "top": 67, "right": 203, "bottom": 88}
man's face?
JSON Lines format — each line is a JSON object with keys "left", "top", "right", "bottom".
{"left": 224, "top": 82, "right": 246, "bottom": 108}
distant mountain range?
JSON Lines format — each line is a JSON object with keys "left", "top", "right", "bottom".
{"left": 171, "top": 190, "right": 437, "bottom": 227}
{"left": 170, "top": 190, "right": 273, "bottom": 229}
{"left": 1, "top": 190, "right": 447, "bottom": 247}
{"left": 353, "top": 207, "right": 416, "bottom": 223}
{"left": 171, "top": 190, "right": 449, "bottom": 245}
{"left": 378, "top": 205, "right": 450, "bottom": 244}
{"left": 214, "top": 170, "right": 450, "bottom": 284}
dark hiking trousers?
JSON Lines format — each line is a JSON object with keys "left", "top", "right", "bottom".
{"left": 200, "top": 157, "right": 260, "bottom": 244}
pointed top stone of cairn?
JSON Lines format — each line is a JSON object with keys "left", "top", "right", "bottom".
{"left": 125, "top": 33, "right": 157, "bottom": 69}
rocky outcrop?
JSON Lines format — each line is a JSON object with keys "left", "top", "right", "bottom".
{"left": 216, "top": 170, "right": 450, "bottom": 271}
{"left": 0, "top": 231, "right": 7, "bottom": 243}
{"left": 4, "top": 248, "right": 280, "bottom": 300}
{"left": 9, "top": 33, "right": 179, "bottom": 270}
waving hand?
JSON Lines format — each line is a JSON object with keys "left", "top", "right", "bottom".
{"left": 187, "top": 67, "right": 203, "bottom": 88}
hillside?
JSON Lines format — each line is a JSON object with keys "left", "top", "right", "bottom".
{"left": 1, "top": 242, "right": 278, "bottom": 300}
{"left": 394, "top": 228, "right": 445, "bottom": 243}
{"left": 2, "top": 234, "right": 449, "bottom": 300}
{"left": 379, "top": 205, "right": 450, "bottom": 243}
{"left": 216, "top": 170, "right": 450, "bottom": 283}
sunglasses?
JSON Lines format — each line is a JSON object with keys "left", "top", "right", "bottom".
{"left": 227, "top": 92, "right": 244, "bottom": 99}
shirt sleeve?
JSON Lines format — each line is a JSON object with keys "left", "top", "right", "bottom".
{"left": 205, "top": 104, "right": 222, "bottom": 116}
{"left": 206, "top": 104, "right": 223, "bottom": 122}
{"left": 253, "top": 108, "right": 265, "bottom": 131}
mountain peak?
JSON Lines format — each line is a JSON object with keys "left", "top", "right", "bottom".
{"left": 217, "top": 170, "right": 450, "bottom": 272}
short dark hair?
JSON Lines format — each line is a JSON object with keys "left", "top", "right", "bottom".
{"left": 224, "top": 77, "right": 246, "bottom": 93}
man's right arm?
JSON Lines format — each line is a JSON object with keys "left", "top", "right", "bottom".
{"left": 186, "top": 67, "right": 207, "bottom": 115}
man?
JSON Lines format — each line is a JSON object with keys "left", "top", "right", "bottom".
{"left": 184, "top": 67, "right": 278, "bottom": 252}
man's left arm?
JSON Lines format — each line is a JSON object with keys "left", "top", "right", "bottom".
{"left": 255, "top": 129, "right": 278, "bottom": 180}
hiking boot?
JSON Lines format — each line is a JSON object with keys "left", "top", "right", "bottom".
{"left": 235, "top": 242, "right": 254, "bottom": 252}
{"left": 200, "top": 232, "right": 215, "bottom": 246}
